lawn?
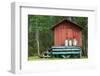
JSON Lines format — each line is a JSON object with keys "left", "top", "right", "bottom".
{"left": 28, "top": 56, "right": 87, "bottom": 61}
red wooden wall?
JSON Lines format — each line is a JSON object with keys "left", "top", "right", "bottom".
{"left": 53, "top": 21, "right": 82, "bottom": 47}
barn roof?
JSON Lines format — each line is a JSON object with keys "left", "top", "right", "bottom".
{"left": 51, "top": 19, "right": 83, "bottom": 30}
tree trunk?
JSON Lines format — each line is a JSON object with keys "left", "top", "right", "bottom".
{"left": 36, "top": 29, "right": 40, "bottom": 56}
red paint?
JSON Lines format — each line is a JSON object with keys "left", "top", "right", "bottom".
{"left": 52, "top": 20, "right": 82, "bottom": 47}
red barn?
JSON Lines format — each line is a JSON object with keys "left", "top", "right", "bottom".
{"left": 51, "top": 19, "right": 83, "bottom": 47}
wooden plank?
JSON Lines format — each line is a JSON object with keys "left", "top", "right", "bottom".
{"left": 51, "top": 52, "right": 80, "bottom": 54}
{"left": 52, "top": 49, "right": 81, "bottom": 51}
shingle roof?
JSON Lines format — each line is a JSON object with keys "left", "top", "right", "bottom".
{"left": 51, "top": 19, "right": 83, "bottom": 30}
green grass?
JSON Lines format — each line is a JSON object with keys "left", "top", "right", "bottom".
{"left": 28, "top": 56, "right": 63, "bottom": 61}
{"left": 28, "top": 55, "right": 88, "bottom": 61}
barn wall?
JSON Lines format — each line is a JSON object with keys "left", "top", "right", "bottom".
{"left": 66, "top": 22, "right": 82, "bottom": 47}
{"left": 54, "top": 23, "right": 66, "bottom": 46}
{"left": 53, "top": 22, "right": 82, "bottom": 47}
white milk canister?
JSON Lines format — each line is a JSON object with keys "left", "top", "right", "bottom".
{"left": 73, "top": 39, "right": 77, "bottom": 46}
{"left": 65, "top": 39, "right": 68, "bottom": 46}
{"left": 69, "top": 39, "right": 72, "bottom": 46}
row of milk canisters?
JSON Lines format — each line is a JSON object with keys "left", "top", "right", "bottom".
{"left": 65, "top": 39, "right": 78, "bottom": 46}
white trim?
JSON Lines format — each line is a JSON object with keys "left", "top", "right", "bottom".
{"left": 11, "top": 2, "right": 21, "bottom": 73}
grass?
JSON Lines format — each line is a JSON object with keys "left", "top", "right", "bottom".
{"left": 28, "top": 55, "right": 88, "bottom": 61}
{"left": 28, "top": 56, "right": 63, "bottom": 61}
